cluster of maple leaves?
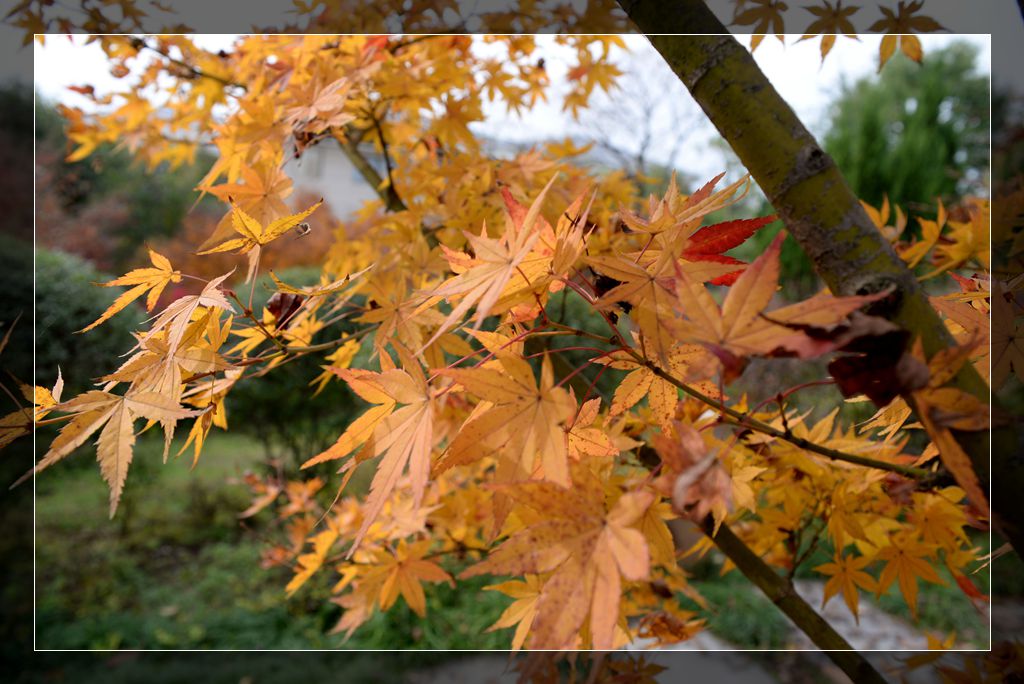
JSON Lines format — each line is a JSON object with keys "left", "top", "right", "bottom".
{"left": 7, "top": 31, "right": 1003, "bottom": 653}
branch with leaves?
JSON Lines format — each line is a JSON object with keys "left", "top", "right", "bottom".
{"left": 7, "top": 30, "right": 999, "bottom": 667}
{"left": 619, "top": 0, "right": 1016, "bottom": 556}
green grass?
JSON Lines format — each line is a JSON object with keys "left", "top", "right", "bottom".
{"left": 33, "top": 432, "right": 512, "bottom": 652}
{"left": 35, "top": 429, "right": 995, "bottom": 655}
{"left": 677, "top": 570, "right": 792, "bottom": 648}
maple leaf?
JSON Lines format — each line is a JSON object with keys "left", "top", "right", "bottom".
{"left": 420, "top": 176, "right": 555, "bottom": 350}
{"left": 869, "top": 0, "right": 945, "bottom": 70}
{"left": 910, "top": 488, "right": 970, "bottom": 551}
{"left": 237, "top": 478, "right": 283, "bottom": 520}
{"left": 199, "top": 156, "right": 294, "bottom": 241}
{"left": 909, "top": 341, "right": 991, "bottom": 517}
{"left": 901, "top": 202, "right": 944, "bottom": 269}
{"left": 814, "top": 552, "right": 876, "bottom": 623}
{"left": 614, "top": 173, "right": 765, "bottom": 282}
{"left": 16, "top": 390, "right": 201, "bottom": 516}
{"left": 588, "top": 254, "right": 685, "bottom": 363}
{"left": 862, "top": 195, "right": 908, "bottom": 244}
{"left": 0, "top": 370, "right": 64, "bottom": 449}
{"left": 636, "top": 609, "right": 705, "bottom": 646}
{"left": 932, "top": 198, "right": 990, "bottom": 275}
{"left": 302, "top": 353, "right": 435, "bottom": 554}
{"left": 930, "top": 290, "right": 989, "bottom": 382}
{"left": 80, "top": 248, "right": 181, "bottom": 332}
{"left": 565, "top": 397, "right": 618, "bottom": 460}
{"left": 874, "top": 531, "right": 944, "bottom": 619}
{"left": 198, "top": 197, "right": 324, "bottom": 281}
{"left": 617, "top": 173, "right": 749, "bottom": 242}
{"left": 798, "top": 1, "right": 859, "bottom": 59}
{"left": 141, "top": 272, "right": 236, "bottom": 359}
{"left": 269, "top": 265, "right": 371, "bottom": 298}
{"left": 284, "top": 75, "right": 356, "bottom": 132}
{"left": 484, "top": 575, "right": 544, "bottom": 652}
{"left": 731, "top": 0, "right": 789, "bottom": 51}
{"left": 670, "top": 232, "right": 881, "bottom": 366}
{"left": 460, "top": 466, "right": 653, "bottom": 650}
{"left": 375, "top": 539, "right": 454, "bottom": 617}
{"left": 286, "top": 527, "right": 339, "bottom": 595}
{"left": 654, "top": 422, "right": 733, "bottom": 533}
{"left": 588, "top": 176, "right": 770, "bottom": 361}
{"left": 680, "top": 215, "right": 778, "bottom": 285}
{"left": 599, "top": 342, "right": 717, "bottom": 433}
{"left": 438, "top": 353, "right": 576, "bottom": 487}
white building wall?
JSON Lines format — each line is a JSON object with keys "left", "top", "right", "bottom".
{"left": 283, "top": 140, "right": 379, "bottom": 219}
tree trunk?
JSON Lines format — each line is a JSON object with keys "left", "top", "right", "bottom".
{"left": 617, "top": 0, "right": 1023, "bottom": 556}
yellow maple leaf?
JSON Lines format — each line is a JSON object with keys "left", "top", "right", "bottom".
{"left": 286, "top": 528, "right": 339, "bottom": 595}
{"left": 484, "top": 575, "right": 545, "bottom": 652}
{"left": 16, "top": 390, "right": 201, "bottom": 516}
{"left": 815, "top": 552, "right": 876, "bottom": 623}
{"left": 874, "top": 531, "right": 944, "bottom": 619}
{"left": 80, "top": 248, "right": 181, "bottom": 332}
{"left": 420, "top": 176, "right": 555, "bottom": 350}
{"left": 869, "top": 1, "right": 945, "bottom": 71}
{"left": 376, "top": 539, "right": 454, "bottom": 617}
{"left": 303, "top": 353, "right": 435, "bottom": 555}
{"left": 198, "top": 197, "right": 324, "bottom": 271}
{"left": 438, "top": 353, "right": 576, "bottom": 487}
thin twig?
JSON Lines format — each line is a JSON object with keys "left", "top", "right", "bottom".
{"left": 626, "top": 349, "right": 931, "bottom": 480}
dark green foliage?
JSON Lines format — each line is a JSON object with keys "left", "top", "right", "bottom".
{"left": 0, "top": 81, "right": 34, "bottom": 143}
{"left": 33, "top": 434, "right": 511, "bottom": 655}
{"left": 1, "top": 83, "right": 35, "bottom": 243}
{"left": 824, "top": 42, "right": 988, "bottom": 210}
{"left": 0, "top": 241, "right": 144, "bottom": 397}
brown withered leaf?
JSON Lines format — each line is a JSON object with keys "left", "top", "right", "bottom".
{"left": 770, "top": 311, "right": 930, "bottom": 407}
{"left": 655, "top": 422, "right": 732, "bottom": 533}
{"left": 267, "top": 292, "right": 305, "bottom": 329}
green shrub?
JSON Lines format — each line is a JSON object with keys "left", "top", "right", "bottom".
{"left": 0, "top": 241, "right": 144, "bottom": 396}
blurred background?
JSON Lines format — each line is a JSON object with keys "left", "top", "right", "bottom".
{"left": 4, "top": 29, "right": 1019, "bottom": 682}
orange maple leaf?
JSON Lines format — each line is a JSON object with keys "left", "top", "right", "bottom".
{"left": 815, "top": 552, "right": 877, "bottom": 623}
{"left": 420, "top": 176, "right": 556, "bottom": 350}
{"left": 460, "top": 465, "right": 653, "bottom": 650}
{"left": 438, "top": 353, "right": 576, "bottom": 487}
{"left": 303, "top": 350, "right": 435, "bottom": 555}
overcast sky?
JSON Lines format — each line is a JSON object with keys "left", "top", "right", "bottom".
{"left": 33, "top": 33, "right": 989, "bottom": 181}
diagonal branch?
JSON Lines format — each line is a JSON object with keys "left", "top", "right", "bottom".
{"left": 131, "top": 37, "right": 246, "bottom": 93}
{"left": 338, "top": 124, "right": 407, "bottom": 213}
{"left": 630, "top": 352, "right": 934, "bottom": 481}
{"left": 701, "top": 519, "right": 888, "bottom": 684}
